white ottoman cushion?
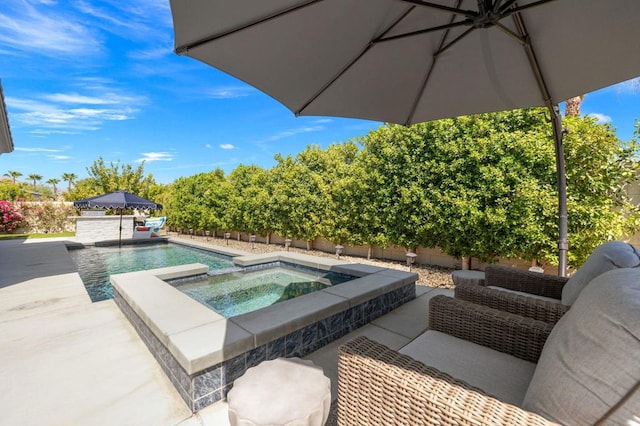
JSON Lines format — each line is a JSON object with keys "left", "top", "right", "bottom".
{"left": 227, "top": 357, "right": 331, "bottom": 426}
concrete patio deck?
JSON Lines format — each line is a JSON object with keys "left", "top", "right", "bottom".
{"left": 0, "top": 238, "right": 452, "bottom": 425}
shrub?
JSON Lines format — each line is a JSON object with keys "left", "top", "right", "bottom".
{"left": 20, "top": 202, "right": 76, "bottom": 233}
{"left": 0, "top": 200, "right": 26, "bottom": 233}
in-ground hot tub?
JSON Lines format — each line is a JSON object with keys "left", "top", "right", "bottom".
{"left": 172, "top": 262, "right": 356, "bottom": 318}
{"left": 111, "top": 249, "right": 417, "bottom": 412}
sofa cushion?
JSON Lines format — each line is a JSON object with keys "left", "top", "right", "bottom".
{"left": 400, "top": 330, "right": 536, "bottom": 406}
{"left": 561, "top": 241, "right": 640, "bottom": 305}
{"left": 523, "top": 267, "right": 640, "bottom": 425}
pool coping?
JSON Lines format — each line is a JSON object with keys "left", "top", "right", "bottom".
{"left": 111, "top": 252, "right": 414, "bottom": 375}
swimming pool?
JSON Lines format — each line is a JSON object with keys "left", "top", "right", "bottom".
{"left": 172, "top": 264, "right": 354, "bottom": 318}
{"left": 69, "top": 242, "right": 235, "bottom": 302}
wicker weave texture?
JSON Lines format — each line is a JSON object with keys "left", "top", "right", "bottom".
{"left": 485, "top": 265, "right": 568, "bottom": 299}
{"left": 454, "top": 283, "right": 569, "bottom": 324}
{"left": 337, "top": 336, "right": 557, "bottom": 426}
{"left": 428, "top": 295, "right": 552, "bottom": 363}
{"left": 454, "top": 265, "right": 570, "bottom": 324}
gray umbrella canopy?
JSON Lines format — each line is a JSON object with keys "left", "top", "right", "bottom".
{"left": 170, "top": 0, "right": 640, "bottom": 274}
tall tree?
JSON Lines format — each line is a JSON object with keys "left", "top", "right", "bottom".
{"left": 61, "top": 173, "right": 77, "bottom": 192}
{"left": 227, "top": 165, "right": 273, "bottom": 240}
{"left": 5, "top": 170, "right": 22, "bottom": 184}
{"left": 27, "top": 173, "right": 42, "bottom": 188}
{"left": 46, "top": 178, "right": 60, "bottom": 195}
{"left": 359, "top": 110, "right": 640, "bottom": 267}
{"left": 270, "top": 151, "right": 328, "bottom": 249}
{"left": 164, "top": 169, "right": 230, "bottom": 231}
{"left": 66, "top": 158, "right": 160, "bottom": 201}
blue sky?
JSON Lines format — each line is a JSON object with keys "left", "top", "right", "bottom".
{"left": 0, "top": 0, "right": 638, "bottom": 185}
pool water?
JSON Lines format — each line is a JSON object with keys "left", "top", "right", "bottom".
{"left": 69, "top": 243, "right": 234, "bottom": 302}
{"left": 173, "top": 265, "right": 354, "bottom": 318}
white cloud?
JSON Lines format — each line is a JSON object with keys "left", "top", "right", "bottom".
{"left": 29, "top": 129, "right": 78, "bottom": 135}
{"left": 613, "top": 78, "right": 640, "bottom": 95}
{"left": 588, "top": 113, "right": 612, "bottom": 124}
{"left": 45, "top": 87, "right": 146, "bottom": 106}
{"left": 204, "top": 144, "right": 212, "bottom": 149}
{"left": 0, "top": 0, "right": 102, "bottom": 57}
{"left": 15, "top": 147, "right": 60, "bottom": 152}
{"left": 6, "top": 82, "right": 145, "bottom": 132}
{"left": 135, "top": 152, "right": 173, "bottom": 163}
{"left": 74, "top": 0, "right": 172, "bottom": 43}
{"left": 48, "top": 155, "right": 72, "bottom": 160}
{"left": 127, "top": 44, "right": 173, "bottom": 60}
{"left": 264, "top": 125, "right": 325, "bottom": 142}
{"left": 210, "top": 86, "right": 255, "bottom": 99}
{"left": 219, "top": 144, "right": 236, "bottom": 150}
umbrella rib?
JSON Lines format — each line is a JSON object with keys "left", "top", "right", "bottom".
{"left": 499, "top": 0, "right": 559, "bottom": 16}
{"left": 405, "top": 0, "right": 468, "bottom": 125}
{"left": 175, "top": 0, "right": 322, "bottom": 54}
{"left": 511, "top": 13, "right": 551, "bottom": 104}
{"left": 396, "top": 0, "right": 477, "bottom": 17}
{"left": 434, "top": 26, "right": 476, "bottom": 56}
{"left": 295, "top": 6, "right": 416, "bottom": 117}
{"left": 494, "top": 22, "right": 526, "bottom": 45}
{"left": 375, "top": 20, "right": 471, "bottom": 44}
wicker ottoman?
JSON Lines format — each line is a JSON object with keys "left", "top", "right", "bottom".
{"left": 227, "top": 357, "right": 331, "bottom": 426}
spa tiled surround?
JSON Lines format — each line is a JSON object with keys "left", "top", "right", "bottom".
{"left": 111, "top": 252, "right": 417, "bottom": 411}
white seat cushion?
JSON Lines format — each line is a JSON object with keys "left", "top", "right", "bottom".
{"left": 400, "top": 330, "right": 536, "bottom": 406}
{"left": 561, "top": 241, "right": 640, "bottom": 305}
{"left": 523, "top": 267, "right": 640, "bottom": 425}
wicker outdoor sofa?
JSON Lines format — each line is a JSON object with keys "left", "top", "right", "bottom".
{"left": 455, "top": 264, "right": 570, "bottom": 324}
{"left": 455, "top": 241, "right": 640, "bottom": 324}
{"left": 337, "top": 266, "right": 640, "bottom": 425}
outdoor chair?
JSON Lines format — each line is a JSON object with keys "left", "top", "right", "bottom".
{"left": 132, "top": 226, "right": 152, "bottom": 239}
{"left": 142, "top": 216, "right": 166, "bottom": 236}
{"left": 338, "top": 267, "right": 640, "bottom": 425}
{"left": 454, "top": 241, "right": 640, "bottom": 324}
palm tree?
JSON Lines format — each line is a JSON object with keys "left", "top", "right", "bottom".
{"left": 4, "top": 170, "right": 22, "bottom": 184}
{"left": 27, "top": 173, "right": 43, "bottom": 188}
{"left": 47, "top": 178, "right": 60, "bottom": 195}
{"left": 61, "top": 172, "right": 77, "bottom": 192}
{"left": 565, "top": 95, "right": 583, "bottom": 117}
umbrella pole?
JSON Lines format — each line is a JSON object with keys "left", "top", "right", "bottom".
{"left": 119, "top": 209, "right": 123, "bottom": 248}
{"left": 550, "top": 104, "right": 568, "bottom": 277}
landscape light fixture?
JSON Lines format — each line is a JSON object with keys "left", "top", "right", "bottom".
{"left": 335, "top": 245, "right": 344, "bottom": 260}
{"left": 406, "top": 252, "right": 417, "bottom": 272}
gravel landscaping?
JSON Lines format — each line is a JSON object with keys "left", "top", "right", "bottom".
{"left": 170, "top": 232, "right": 455, "bottom": 289}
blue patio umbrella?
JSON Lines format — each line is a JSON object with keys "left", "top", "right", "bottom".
{"left": 73, "top": 190, "right": 162, "bottom": 246}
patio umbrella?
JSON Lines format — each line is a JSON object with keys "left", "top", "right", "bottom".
{"left": 73, "top": 190, "right": 162, "bottom": 247}
{"left": 169, "top": 0, "right": 640, "bottom": 276}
